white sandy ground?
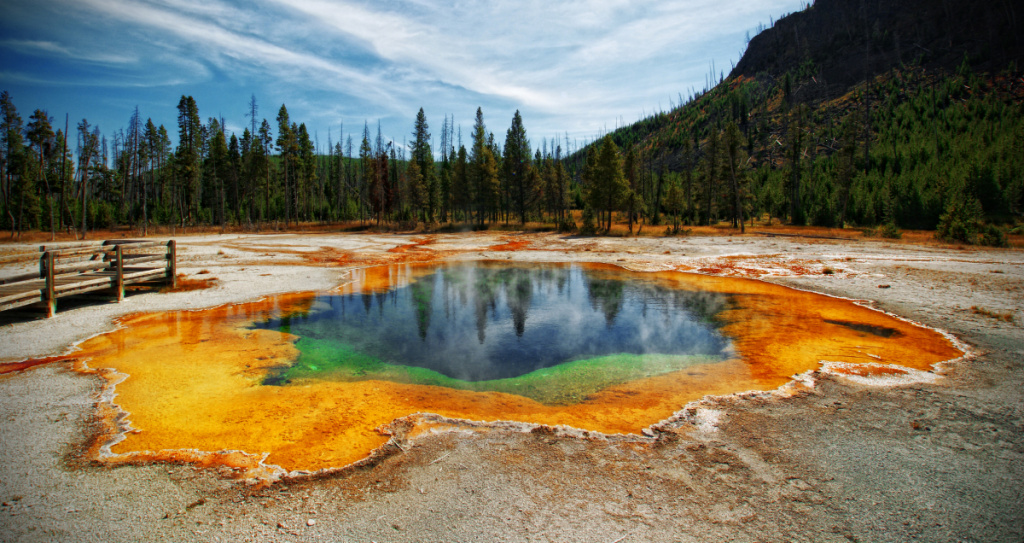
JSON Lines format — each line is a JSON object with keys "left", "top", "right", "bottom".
{"left": 0, "top": 231, "right": 1022, "bottom": 542}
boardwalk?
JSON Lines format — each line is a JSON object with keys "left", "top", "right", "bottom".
{"left": 0, "top": 240, "right": 176, "bottom": 317}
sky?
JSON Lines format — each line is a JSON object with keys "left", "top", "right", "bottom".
{"left": 1, "top": 0, "right": 806, "bottom": 157}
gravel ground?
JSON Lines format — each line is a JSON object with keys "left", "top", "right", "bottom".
{"left": 1, "top": 231, "right": 1022, "bottom": 542}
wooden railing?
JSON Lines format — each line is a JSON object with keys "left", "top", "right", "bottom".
{"left": 0, "top": 240, "right": 176, "bottom": 317}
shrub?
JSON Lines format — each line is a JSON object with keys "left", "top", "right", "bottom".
{"left": 879, "top": 222, "right": 902, "bottom": 239}
{"left": 937, "top": 196, "right": 983, "bottom": 243}
{"left": 556, "top": 216, "right": 577, "bottom": 233}
{"left": 979, "top": 224, "right": 1009, "bottom": 247}
{"left": 579, "top": 207, "right": 598, "bottom": 235}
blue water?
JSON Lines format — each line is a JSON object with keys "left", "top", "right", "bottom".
{"left": 254, "top": 262, "right": 729, "bottom": 382}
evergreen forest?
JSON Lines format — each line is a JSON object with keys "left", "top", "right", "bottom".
{"left": 1, "top": 0, "right": 1021, "bottom": 245}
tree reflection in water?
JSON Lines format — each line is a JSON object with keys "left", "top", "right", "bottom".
{"left": 255, "top": 262, "right": 729, "bottom": 384}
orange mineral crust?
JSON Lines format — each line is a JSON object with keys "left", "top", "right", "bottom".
{"left": 65, "top": 263, "right": 961, "bottom": 475}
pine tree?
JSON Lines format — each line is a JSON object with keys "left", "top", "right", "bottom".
{"left": 227, "top": 133, "right": 241, "bottom": 225}
{"left": 453, "top": 146, "right": 469, "bottom": 222}
{"left": 586, "top": 135, "right": 627, "bottom": 231}
{"left": 682, "top": 136, "right": 695, "bottom": 225}
{"left": 276, "top": 105, "right": 294, "bottom": 225}
{"left": 623, "top": 146, "right": 640, "bottom": 234}
{"left": 724, "top": 122, "right": 747, "bottom": 232}
{"left": 406, "top": 159, "right": 426, "bottom": 220}
{"left": 542, "top": 156, "right": 556, "bottom": 221}
{"left": 124, "top": 106, "right": 143, "bottom": 225}
{"left": 787, "top": 104, "right": 808, "bottom": 225}
{"left": 143, "top": 118, "right": 161, "bottom": 233}
{"left": 553, "top": 153, "right": 570, "bottom": 227}
{"left": 835, "top": 114, "right": 858, "bottom": 228}
{"left": 1, "top": 92, "right": 25, "bottom": 235}
{"left": 295, "top": 123, "right": 315, "bottom": 221}
{"left": 76, "top": 118, "right": 99, "bottom": 237}
{"left": 478, "top": 146, "right": 499, "bottom": 225}
{"left": 359, "top": 122, "right": 372, "bottom": 225}
{"left": 206, "top": 120, "right": 229, "bottom": 228}
{"left": 411, "top": 108, "right": 436, "bottom": 222}
{"left": 175, "top": 95, "right": 201, "bottom": 224}
{"left": 53, "top": 124, "right": 74, "bottom": 232}
{"left": 503, "top": 110, "right": 534, "bottom": 225}
{"left": 664, "top": 174, "right": 685, "bottom": 234}
{"left": 702, "top": 127, "right": 719, "bottom": 226}
{"left": 469, "top": 108, "right": 489, "bottom": 225}
{"left": 27, "top": 109, "right": 55, "bottom": 238}
{"left": 257, "top": 119, "right": 273, "bottom": 226}
{"left": 439, "top": 152, "right": 453, "bottom": 223}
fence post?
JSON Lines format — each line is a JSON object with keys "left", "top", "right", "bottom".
{"left": 41, "top": 251, "right": 56, "bottom": 317}
{"left": 113, "top": 244, "right": 124, "bottom": 302}
{"left": 167, "top": 240, "right": 177, "bottom": 288}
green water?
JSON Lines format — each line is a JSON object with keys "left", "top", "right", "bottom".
{"left": 256, "top": 262, "right": 730, "bottom": 405}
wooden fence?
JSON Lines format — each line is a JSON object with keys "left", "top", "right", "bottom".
{"left": 0, "top": 240, "right": 176, "bottom": 317}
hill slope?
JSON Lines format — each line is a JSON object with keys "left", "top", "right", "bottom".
{"left": 579, "top": 0, "right": 1024, "bottom": 239}
{"left": 733, "top": 0, "right": 1023, "bottom": 96}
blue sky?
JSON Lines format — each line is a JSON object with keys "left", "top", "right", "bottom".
{"left": 1, "top": 0, "right": 806, "bottom": 156}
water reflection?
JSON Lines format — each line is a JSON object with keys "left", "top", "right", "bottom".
{"left": 45, "top": 261, "right": 962, "bottom": 474}
{"left": 255, "top": 262, "right": 729, "bottom": 383}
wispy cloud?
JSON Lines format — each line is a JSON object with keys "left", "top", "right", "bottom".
{"left": 0, "top": 69, "right": 195, "bottom": 89}
{"left": 262, "top": 0, "right": 803, "bottom": 128}
{"left": 267, "top": 0, "right": 562, "bottom": 109}
{"left": 1, "top": 0, "right": 806, "bottom": 147}
{"left": 59, "top": 0, "right": 401, "bottom": 106}
{"left": 0, "top": 38, "right": 138, "bottom": 64}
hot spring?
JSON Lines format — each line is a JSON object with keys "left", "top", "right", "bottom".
{"left": 255, "top": 262, "right": 731, "bottom": 405}
{"left": 50, "top": 261, "right": 961, "bottom": 475}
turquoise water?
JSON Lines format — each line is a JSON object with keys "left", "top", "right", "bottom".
{"left": 254, "top": 262, "right": 731, "bottom": 404}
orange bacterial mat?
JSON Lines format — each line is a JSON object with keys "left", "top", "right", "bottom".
{"left": 31, "top": 263, "right": 961, "bottom": 477}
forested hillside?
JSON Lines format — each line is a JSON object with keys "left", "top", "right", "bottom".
{"left": 1, "top": 0, "right": 1021, "bottom": 243}
{"left": 585, "top": 0, "right": 1024, "bottom": 244}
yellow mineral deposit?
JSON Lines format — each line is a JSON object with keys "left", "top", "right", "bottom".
{"left": 57, "top": 263, "right": 960, "bottom": 476}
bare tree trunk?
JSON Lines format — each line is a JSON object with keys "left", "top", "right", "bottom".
{"left": 142, "top": 149, "right": 148, "bottom": 237}
{"left": 284, "top": 157, "right": 290, "bottom": 227}
{"left": 220, "top": 171, "right": 226, "bottom": 233}
{"left": 4, "top": 169, "right": 15, "bottom": 238}
{"left": 40, "top": 147, "right": 54, "bottom": 241}
{"left": 60, "top": 114, "right": 67, "bottom": 233}
{"left": 80, "top": 160, "right": 89, "bottom": 240}
{"left": 730, "top": 163, "right": 744, "bottom": 234}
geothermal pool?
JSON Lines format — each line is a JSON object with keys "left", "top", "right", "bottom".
{"left": 49, "top": 262, "right": 961, "bottom": 477}
{"left": 255, "top": 262, "right": 731, "bottom": 405}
